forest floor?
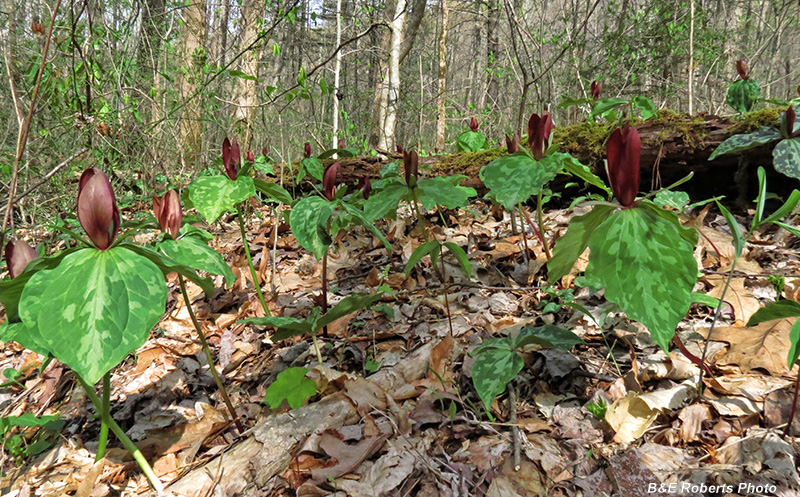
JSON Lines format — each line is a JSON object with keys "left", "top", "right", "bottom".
{"left": 1, "top": 197, "right": 800, "bottom": 497}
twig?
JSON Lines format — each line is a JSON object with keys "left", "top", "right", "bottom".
{"left": 509, "top": 383, "right": 521, "bottom": 471}
{"left": 1, "top": 0, "right": 63, "bottom": 248}
{"left": 0, "top": 149, "right": 87, "bottom": 215}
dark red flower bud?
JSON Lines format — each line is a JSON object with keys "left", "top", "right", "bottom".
{"left": 338, "top": 138, "right": 346, "bottom": 149}
{"left": 470, "top": 117, "right": 479, "bottom": 132}
{"left": 247, "top": 151, "right": 255, "bottom": 162}
{"left": 357, "top": 176, "right": 372, "bottom": 200}
{"left": 797, "top": 85, "right": 800, "bottom": 97}
{"left": 505, "top": 133, "right": 521, "bottom": 154}
{"left": 591, "top": 80, "right": 602, "bottom": 101}
{"left": 263, "top": 146, "right": 268, "bottom": 156}
{"left": 323, "top": 162, "right": 340, "bottom": 201}
{"left": 736, "top": 59, "right": 749, "bottom": 80}
{"left": 403, "top": 150, "right": 419, "bottom": 187}
{"left": 77, "top": 168, "right": 120, "bottom": 250}
{"left": 434, "top": 147, "right": 438, "bottom": 153}
{"left": 222, "top": 137, "right": 241, "bottom": 180}
{"left": 527, "top": 112, "right": 554, "bottom": 161}
{"left": 4, "top": 240, "right": 38, "bottom": 278}
{"left": 304, "top": 142, "right": 312, "bottom": 158}
{"left": 782, "top": 106, "right": 800, "bottom": 139}
{"left": 606, "top": 123, "right": 641, "bottom": 208}
{"left": 153, "top": 189, "right": 183, "bottom": 239}
{"left": 396, "top": 144, "right": 404, "bottom": 154}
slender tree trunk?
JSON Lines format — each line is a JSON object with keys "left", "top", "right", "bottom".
{"left": 232, "top": 0, "right": 264, "bottom": 151}
{"left": 435, "top": 0, "right": 448, "bottom": 150}
{"left": 688, "top": 0, "right": 694, "bottom": 115}
{"left": 178, "top": 0, "right": 207, "bottom": 166}
{"left": 220, "top": 0, "right": 231, "bottom": 67}
{"left": 486, "top": 0, "right": 500, "bottom": 110}
{"left": 377, "top": 0, "right": 407, "bottom": 151}
{"left": 332, "top": 0, "right": 343, "bottom": 149}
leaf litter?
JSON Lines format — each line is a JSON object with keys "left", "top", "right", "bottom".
{"left": 0, "top": 198, "right": 799, "bottom": 496}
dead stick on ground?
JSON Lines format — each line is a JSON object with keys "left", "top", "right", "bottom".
{"left": 510, "top": 383, "right": 520, "bottom": 471}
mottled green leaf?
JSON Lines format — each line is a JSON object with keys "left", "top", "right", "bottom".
{"left": 0, "top": 249, "right": 77, "bottom": 322}
{"left": 417, "top": 176, "right": 476, "bottom": 210}
{"left": 19, "top": 247, "right": 167, "bottom": 384}
{"left": 188, "top": 175, "right": 255, "bottom": 223}
{"left": 727, "top": 78, "right": 761, "bottom": 113}
{"left": 290, "top": 196, "right": 331, "bottom": 259}
{"left": 584, "top": 207, "right": 697, "bottom": 352}
{"left": 480, "top": 152, "right": 561, "bottom": 210}
{"left": 253, "top": 179, "right": 293, "bottom": 205}
{"left": 653, "top": 190, "right": 690, "bottom": 211}
{"left": 708, "top": 127, "right": 780, "bottom": 160}
{"left": 298, "top": 157, "right": 324, "bottom": 182}
{"left": 263, "top": 367, "right": 316, "bottom": 409}
{"left": 457, "top": 131, "right": 487, "bottom": 152}
{"left": 0, "top": 322, "right": 48, "bottom": 357}
{"left": 121, "top": 243, "right": 215, "bottom": 296}
{"left": 547, "top": 204, "right": 615, "bottom": 282}
{"left": 362, "top": 182, "right": 408, "bottom": 221}
{"left": 773, "top": 138, "right": 800, "bottom": 181}
{"left": 559, "top": 153, "right": 610, "bottom": 193}
{"left": 472, "top": 340, "right": 522, "bottom": 412}
{"left": 341, "top": 203, "right": 392, "bottom": 253}
{"left": 405, "top": 241, "right": 441, "bottom": 276}
{"left": 157, "top": 236, "right": 235, "bottom": 288}
{"left": 513, "top": 325, "right": 583, "bottom": 350}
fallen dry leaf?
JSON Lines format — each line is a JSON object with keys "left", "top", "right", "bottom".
{"left": 605, "top": 392, "right": 658, "bottom": 444}
{"left": 678, "top": 404, "right": 712, "bottom": 443}
{"left": 700, "top": 318, "right": 797, "bottom": 375}
{"left": 705, "top": 276, "right": 761, "bottom": 326}
{"left": 309, "top": 430, "right": 387, "bottom": 483}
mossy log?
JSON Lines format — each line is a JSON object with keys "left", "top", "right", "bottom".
{"left": 275, "top": 108, "right": 798, "bottom": 204}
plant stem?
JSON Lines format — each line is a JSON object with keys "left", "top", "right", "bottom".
{"left": 439, "top": 243, "right": 454, "bottom": 337}
{"left": 311, "top": 333, "right": 324, "bottom": 365}
{"left": 519, "top": 204, "right": 549, "bottom": 258}
{"left": 785, "top": 371, "right": 800, "bottom": 437}
{"left": 412, "top": 194, "right": 429, "bottom": 242}
{"left": 536, "top": 192, "right": 551, "bottom": 259}
{"left": 95, "top": 372, "right": 110, "bottom": 462}
{"left": 321, "top": 250, "right": 329, "bottom": 337}
{"left": 509, "top": 383, "right": 520, "bottom": 471}
{"left": 77, "top": 375, "right": 164, "bottom": 493}
{"left": 237, "top": 206, "right": 271, "bottom": 316}
{"left": 517, "top": 203, "right": 529, "bottom": 265}
{"left": 178, "top": 276, "right": 245, "bottom": 434}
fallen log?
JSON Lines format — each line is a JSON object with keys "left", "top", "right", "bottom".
{"left": 165, "top": 341, "right": 435, "bottom": 497}
{"left": 277, "top": 109, "right": 798, "bottom": 206}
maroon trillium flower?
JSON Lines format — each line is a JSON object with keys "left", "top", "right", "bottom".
{"left": 247, "top": 151, "right": 255, "bottom": 162}
{"left": 470, "top": 117, "right": 479, "bottom": 132}
{"left": 4, "top": 240, "right": 38, "bottom": 278}
{"left": 505, "top": 133, "right": 521, "bottom": 154}
{"left": 338, "top": 138, "right": 346, "bottom": 149}
{"left": 403, "top": 149, "right": 419, "bottom": 187}
{"left": 591, "top": 80, "right": 602, "bottom": 101}
{"left": 527, "top": 112, "right": 554, "bottom": 161}
{"left": 357, "top": 176, "right": 372, "bottom": 200}
{"left": 304, "top": 142, "right": 312, "bottom": 158}
{"left": 606, "top": 123, "right": 641, "bottom": 208}
{"left": 222, "top": 137, "right": 241, "bottom": 180}
{"left": 262, "top": 146, "right": 268, "bottom": 156}
{"left": 77, "top": 168, "right": 120, "bottom": 250}
{"left": 782, "top": 106, "right": 800, "bottom": 139}
{"left": 153, "top": 190, "right": 183, "bottom": 240}
{"left": 323, "top": 162, "right": 340, "bottom": 201}
{"left": 396, "top": 144, "right": 404, "bottom": 154}
{"left": 736, "top": 59, "right": 749, "bottom": 80}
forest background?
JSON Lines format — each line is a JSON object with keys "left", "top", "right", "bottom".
{"left": 1, "top": 0, "right": 799, "bottom": 218}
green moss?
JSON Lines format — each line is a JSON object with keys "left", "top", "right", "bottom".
{"left": 728, "top": 107, "right": 782, "bottom": 134}
{"left": 554, "top": 120, "right": 614, "bottom": 164}
{"left": 436, "top": 146, "right": 506, "bottom": 176}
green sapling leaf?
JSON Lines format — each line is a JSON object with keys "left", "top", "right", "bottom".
{"left": 263, "top": 367, "right": 316, "bottom": 409}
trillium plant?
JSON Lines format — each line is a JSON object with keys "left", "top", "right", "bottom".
{"left": 151, "top": 190, "right": 245, "bottom": 433}
{"left": 257, "top": 161, "right": 390, "bottom": 363}
{"left": 456, "top": 117, "right": 487, "bottom": 152}
{"left": 709, "top": 104, "right": 800, "bottom": 181}
{"left": 480, "top": 112, "right": 606, "bottom": 259}
{"left": 0, "top": 168, "right": 217, "bottom": 491}
{"left": 187, "top": 137, "right": 292, "bottom": 316}
{"left": 547, "top": 123, "right": 700, "bottom": 352}
{"left": 558, "top": 79, "right": 657, "bottom": 121}
{"left": 727, "top": 59, "right": 761, "bottom": 113}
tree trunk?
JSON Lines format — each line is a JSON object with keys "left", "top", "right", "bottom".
{"left": 178, "top": 0, "right": 207, "bottom": 166}
{"left": 485, "top": 0, "right": 500, "bottom": 110}
{"left": 231, "top": 0, "right": 264, "bottom": 152}
{"left": 435, "top": 0, "right": 448, "bottom": 150}
{"left": 332, "top": 0, "right": 343, "bottom": 149}
{"left": 377, "top": 0, "right": 407, "bottom": 151}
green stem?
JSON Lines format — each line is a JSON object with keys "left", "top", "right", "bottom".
{"left": 178, "top": 276, "right": 245, "bottom": 434}
{"left": 94, "top": 372, "right": 110, "bottom": 462}
{"left": 237, "top": 206, "right": 271, "bottom": 316}
{"left": 77, "top": 375, "right": 164, "bottom": 493}
{"left": 517, "top": 202, "right": 529, "bottom": 264}
{"left": 321, "top": 250, "right": 329, "bottom": 337}
{"left": 536, "top": 192, "right": 551, "bottom": 259}
{"left": 439, "top": 242, "right": 454, "bottom": 337}
{"left": 411, "top": 192, "right": 429, "bottom": 242}
{"left": 311, "top": 333, "right": 324, "bottom": 365}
